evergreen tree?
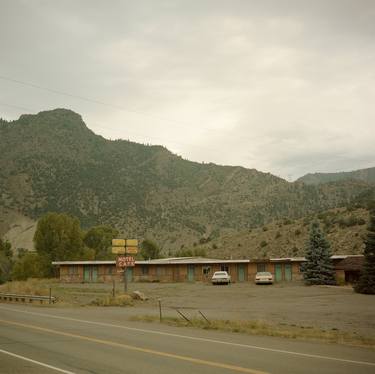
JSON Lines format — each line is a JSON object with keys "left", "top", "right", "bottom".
{"left": 302, "top": 222, "right": 336, "bottom": 285}
{"left": 355, "top": 208, "right": 375, "bottom": 294}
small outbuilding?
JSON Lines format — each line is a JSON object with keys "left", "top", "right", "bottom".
{"left": 333, "top": 255, "right": 364, "bottom": 284}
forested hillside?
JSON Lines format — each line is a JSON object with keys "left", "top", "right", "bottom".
{"left": 298, "top": 167, "right": 375, "bottom": 185}
{"left": 1, "top": 109, "right": 374, "bottom": 252}
{"left": 200, "top": 207, "right": 371, "bottom": 259}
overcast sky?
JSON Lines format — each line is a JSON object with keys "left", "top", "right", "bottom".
{"left": 1, "top": 0, "right": 374, "bottom": 180}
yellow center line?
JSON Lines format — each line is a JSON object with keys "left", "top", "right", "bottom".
{"left": 0, "top": 319, "right": 269, "bottom": 374}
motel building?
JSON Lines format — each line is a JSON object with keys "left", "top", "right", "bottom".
{"left": 52, "top": 255, "right": 363, "bottom": 284}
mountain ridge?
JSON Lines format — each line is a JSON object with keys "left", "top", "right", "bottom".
{"left": 1, "top": 109, "right": 374, "bottom": 253}
{"left": 298, "top": 167, "right": 375, "bottom": 185}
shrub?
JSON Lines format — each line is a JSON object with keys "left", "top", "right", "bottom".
{"left": 12, "top": 253, "right": 51, "bottom": 280}
{"left": 91, "top": 294, "right": 133, "bottom": 306}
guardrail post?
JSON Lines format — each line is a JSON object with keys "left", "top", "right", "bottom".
{"left": 158, "top": 299, "right": 162, "bottom": 322}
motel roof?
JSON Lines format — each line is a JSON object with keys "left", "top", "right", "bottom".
{"left": 52, "top": 260, "right": 116, "bottom": 265}
{"left": 52, "top": 255, "right": 363, "bottom": 266}
{"left": 335, "top": 256, "right": 364, "bottom": 271}
{"left": 135, "top": 257, "right": 250, "bottom": 265}
{"left": 52, "top": 257, "right": 250, "bottom": 266}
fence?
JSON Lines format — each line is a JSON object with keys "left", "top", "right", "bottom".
{"left": 0, "top": 292, "right": 56, "bottom": 304}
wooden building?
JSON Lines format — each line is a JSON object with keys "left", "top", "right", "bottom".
{"left": 52, "top": 255, "right": 363, "bottom": 284}
{"left": 332, "top": 255, "right": 364, "bottom": 284}
{"left": 52, "top": 256, "right": 303, "bottom": 283}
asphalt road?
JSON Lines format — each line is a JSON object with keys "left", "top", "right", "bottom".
{"left": 0, "top": 304, "right": 374, "bottom": 374}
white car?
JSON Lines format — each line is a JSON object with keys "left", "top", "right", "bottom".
{"left": 211, "top": 271, "right": 231, "bottom": 285}
{"left": 255, "top": 271, "right": 273, "bottom": 284}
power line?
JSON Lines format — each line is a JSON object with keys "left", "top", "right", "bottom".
{"left": 0, "top": 75, "right": 208, "bottom": 132}
{"left": 0, "top": 101, "right": 221, "bottom": 156}
{"left": 0, "top": 75, "right": 262, "bottom": 163}
{"left": 0, "top": 101, "right": 33, "bottom": 112}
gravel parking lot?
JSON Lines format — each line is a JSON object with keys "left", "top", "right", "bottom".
{"left": 60, "top": 281, "right": 375, "bottom": 339}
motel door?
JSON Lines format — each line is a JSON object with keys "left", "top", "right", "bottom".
{"left": 285, "top": 264, "right": 292, "bottom": 281}
{"left": 238, "top": 264, "right": 245, "bottom": 282}
{"left": 275, "top": 263, "right": 282, "bottom": 282}
{"left": 83, "top": 266, "right": 90, "bottom": 282}
{"left": 187, "top": 265, "right": 195, "bottom": 282}
{"left": 91, "top": 266, "right": 98, "bottom": 282}
{"left": 126, "top": 267, "right": 133, "bottom": 283}
{"left": 83, "top": 266, "right": 98, "bottom": 282}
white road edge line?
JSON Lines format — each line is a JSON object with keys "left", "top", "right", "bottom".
{"left": 0, "top": 305, "right": 374, "bottom": 367}
{"left": 0, "top": 348, "right": 77, "bottom": 374}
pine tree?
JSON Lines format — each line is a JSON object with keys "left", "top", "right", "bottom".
{"left": 355, "top": 208, "right": 375, "bottom": 294}
{"left": 302, "top": 222, "right": 336, "bottom": 285}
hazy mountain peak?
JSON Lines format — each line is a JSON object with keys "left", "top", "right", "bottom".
{"left": 298, "top": 167, "right": 375, "bottom": 185}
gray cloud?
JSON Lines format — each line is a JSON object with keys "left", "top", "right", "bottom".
{"left": 1, "top": 0, "right": 374, "bottom": 179}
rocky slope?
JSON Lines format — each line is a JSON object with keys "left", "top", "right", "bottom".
{"left": 1, "top": 109, "right": 373, "bottom": 252}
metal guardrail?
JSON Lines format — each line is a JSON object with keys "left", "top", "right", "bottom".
{"left": 0, "top": 292, "right": 56, "bottom": 304}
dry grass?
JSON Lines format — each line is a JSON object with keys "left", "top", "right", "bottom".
{"left": 90, "top": 294, "right": 133, "bottom": 307}
{"left": 0, "top": 278, "right": 58, "bottom": 296}
{"left": 129, "top": 315, "right": 375, "bottom": 349}
{"left": 0, "top": 279, "right": 133, "bottom": 307}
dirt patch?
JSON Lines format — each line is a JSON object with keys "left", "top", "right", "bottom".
{"left": 3, "top": 280, "right": 374, "bottom": 343}
{"left": 120, "top": 281, "right": 375, "bottom": 340}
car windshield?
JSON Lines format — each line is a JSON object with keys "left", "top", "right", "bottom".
{"left": 214, "top": 272, "right": 227, "bottom": 275}
{"left": 257, "top": 272, "right": 271, "bottom": 276}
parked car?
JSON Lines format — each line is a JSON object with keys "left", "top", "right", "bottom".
{"left": 255, "top": 271, "right": 273, "bottom": 284}
{"left": 211, "top": 271, "right": 231, "bottom": 285}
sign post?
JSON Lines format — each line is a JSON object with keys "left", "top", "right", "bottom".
{"left": 112, "top": 239, "right": 138, "bottom": 293}
{"left": 124, "top": 263, "right": 127, "bottom": 293}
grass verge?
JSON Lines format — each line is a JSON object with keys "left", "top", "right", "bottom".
{"left": 0, "top": 279, "right": 133, "bottom": 307}
{"left": 0, "top": 278, "right": 58, "bottom": 296}
{"left": 90, "top": 294, "right": 133, "bottom": 306}
{"left": 129, "top": 315, "right": 375, "bottom": 349}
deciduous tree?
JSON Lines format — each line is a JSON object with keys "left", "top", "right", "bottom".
{"left": 34, "top": 212, "right": 84, "bottom": 262}
{"left": 0, "top": 238, "right": 13, "bottom": 284}
{"left": 140, "top": 239, "right": 161, "bottom": 260}
{"left": 83, "top": 225, "right": 118, "bottom": 259}
{"left": 12, "top": 252, "right": 50, "bottom": 280}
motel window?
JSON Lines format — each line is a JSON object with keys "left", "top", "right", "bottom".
{"left": 202, "top": 266, "right": 211, "bottom": 275}
{"left": 142, "top": 266, "right": 149, "bottom": 275}
{"left": 220, "top": 265, "right": 229, "bottom": 273}
{"left": 257, "top": 263, "right": 266, "bottom": 272}
{"left": 69, "top": 266, "right": 78, "bottom": 275}
{"left": 156, "top": 267, "right": 165, "bottom": 276}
